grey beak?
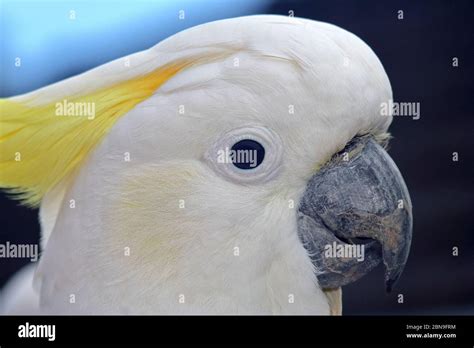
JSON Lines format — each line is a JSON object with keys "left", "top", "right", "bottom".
{"left": 297, "top": 136, "right": 412, "bottom": 292}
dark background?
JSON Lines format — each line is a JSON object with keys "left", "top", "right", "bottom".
{"left": 1, "top": 0, "right": 473, "bottom": 314}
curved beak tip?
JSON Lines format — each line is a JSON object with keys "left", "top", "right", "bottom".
{"left": 385, "top": 276, "right": 396, "bottom": 293}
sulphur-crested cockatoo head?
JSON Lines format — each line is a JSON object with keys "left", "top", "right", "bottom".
{"left": 0, "top": 15, "right": 412, "bottom": 314}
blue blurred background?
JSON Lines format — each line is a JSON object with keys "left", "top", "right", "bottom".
{"left": 0, "top": 0, "right": 473, "bottom": 315}
{"left": 0, "top": 0, "right": 271, "bottom": 96}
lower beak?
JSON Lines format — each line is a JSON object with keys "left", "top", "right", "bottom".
{"left": 297, "top": 136, "right": 412, "bottom": 292}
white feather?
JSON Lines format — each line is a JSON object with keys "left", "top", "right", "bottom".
{"left": 5, "top": 15, "right": 392, "bottom": 314}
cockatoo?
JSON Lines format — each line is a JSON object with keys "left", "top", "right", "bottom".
{"left": 0, "top": 15, "right": 412, "bottom": 315}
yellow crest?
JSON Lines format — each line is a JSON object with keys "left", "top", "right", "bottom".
{"left": 0, "top": 60, "right": 191, "bottom": 206}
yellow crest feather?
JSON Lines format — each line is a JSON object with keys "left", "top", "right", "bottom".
{"left": 0, "top": 60, "right": 191, "bottom": 207}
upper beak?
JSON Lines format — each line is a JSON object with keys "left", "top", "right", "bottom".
{"left": 297, "top": 136, "right": 412, "bottom": 292}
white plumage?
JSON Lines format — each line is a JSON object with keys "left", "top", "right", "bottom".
{"left": 2, "top": 15, "right": 392, "bottom": 314}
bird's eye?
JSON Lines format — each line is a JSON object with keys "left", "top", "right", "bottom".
{"left": 230, "top": 139, "right": 265, "bottom": 169}
{"left": 206, "top": 125, "right": 283, "bottom": 184}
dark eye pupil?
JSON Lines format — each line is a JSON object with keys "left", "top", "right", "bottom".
{"left": 230, "top": 139, "right": 265, "bottom": 170}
